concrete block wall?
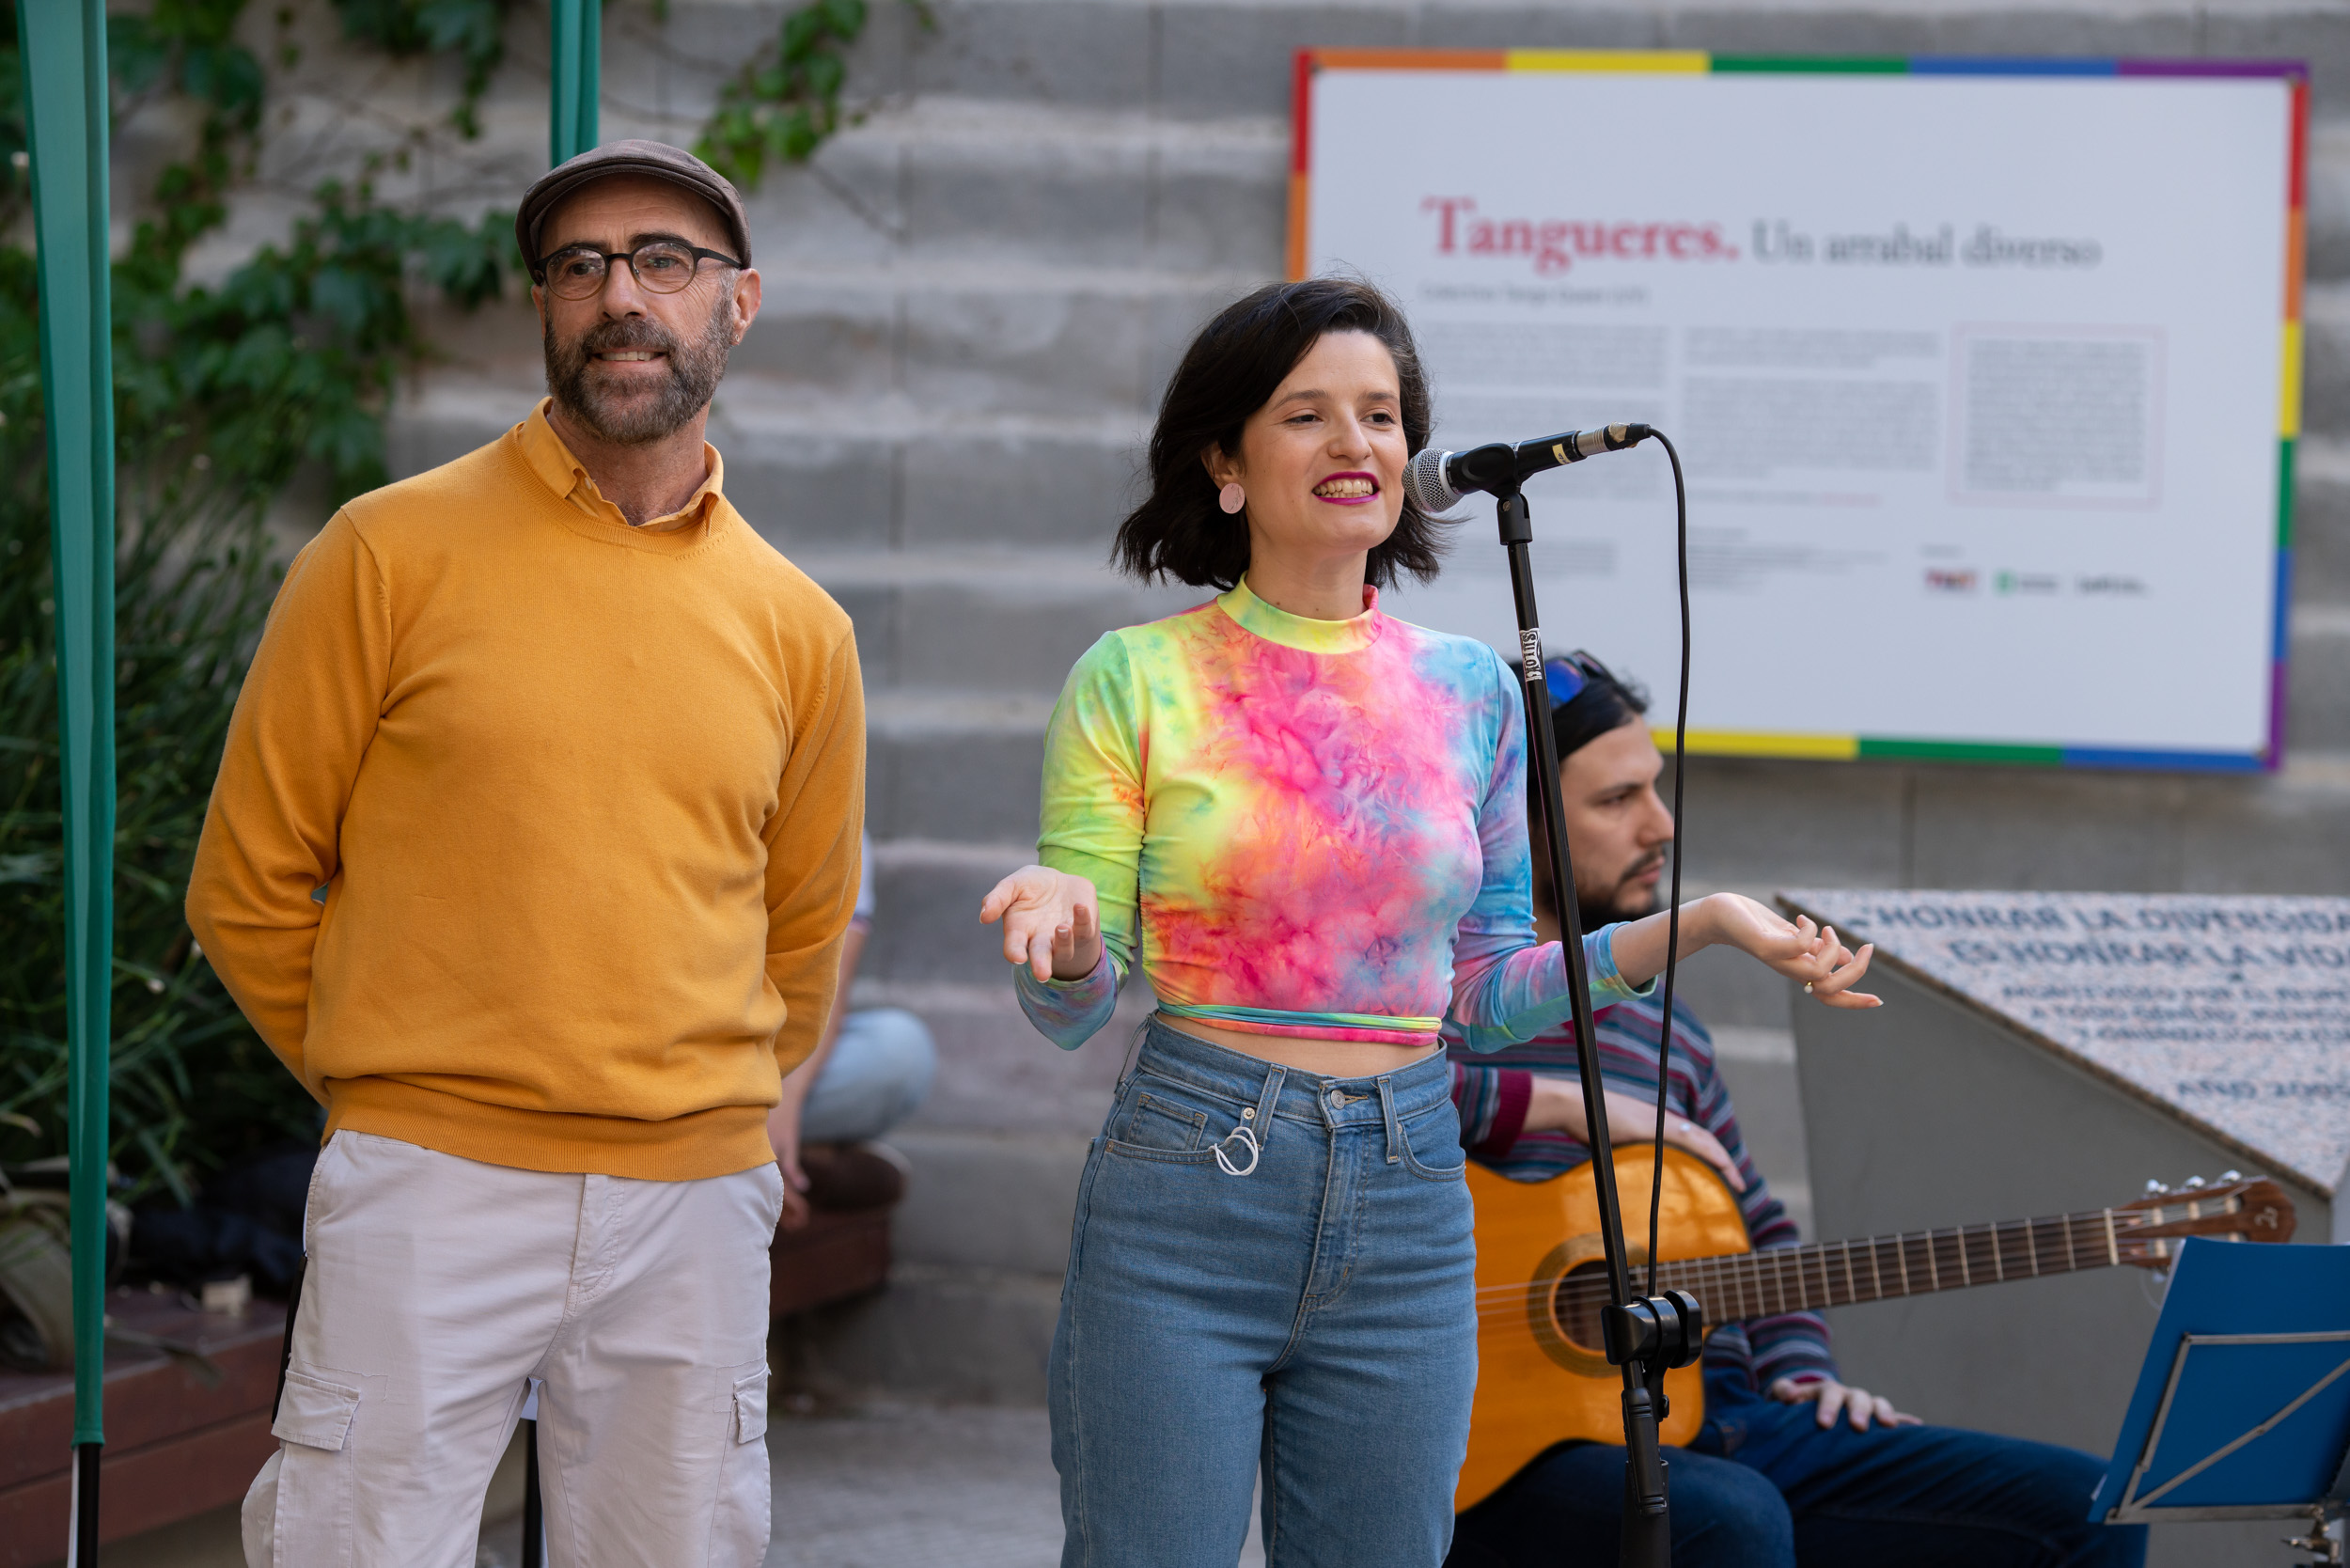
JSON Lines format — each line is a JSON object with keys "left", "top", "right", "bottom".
{"left": 246, "top": 0, "right": 2350, "bottom": 1409}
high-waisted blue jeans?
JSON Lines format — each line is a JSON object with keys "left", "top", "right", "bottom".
{"left": 1050, "top": 1017, "right": 1477, "bottom": 1568}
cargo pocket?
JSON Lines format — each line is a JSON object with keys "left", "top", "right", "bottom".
{"left": 270, "top": 1370, "right": 362, "bottom": 1567}
{"left": 732, "top": 1368, "right": 768, "bottom": 1446}
{"left": 710, "top": 1367, "right": 773, "bottom": 1568}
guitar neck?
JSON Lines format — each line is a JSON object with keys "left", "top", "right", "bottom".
{"left": 1654, "top": 1205, "right": 2157, "bottom": 1320}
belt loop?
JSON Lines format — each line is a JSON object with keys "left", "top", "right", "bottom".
{"left": 1377, "top": 1074, "right": 1403, "bottom": 1165}
{"left": 1214, "top": 1061, "right": 1287, "bottom": 1178}
{"left": 1252, "top": 1064, "right": 1286, "bottom": 1136}
{"left": 1117, "top": 1016, "right": 1151, "bottom": 1090}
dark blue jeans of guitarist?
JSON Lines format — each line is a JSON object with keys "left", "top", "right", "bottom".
{"left": 1443, "top": 655, "right": 2146, "bottom": 1568}
{"left": 1447, "top": 1359, "right": 2144, "bottom": 1568}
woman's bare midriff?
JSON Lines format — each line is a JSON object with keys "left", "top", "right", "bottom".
{"left": 1161, "top": 1015, "right": 1440, "bottom": 1079}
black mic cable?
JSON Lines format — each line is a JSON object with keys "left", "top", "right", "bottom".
{"left": 1644, "top": 430, "right": 1690, "bottom": 1301}
{"left": 1405, "top": 419, "right": 1693, "bottom": 1297}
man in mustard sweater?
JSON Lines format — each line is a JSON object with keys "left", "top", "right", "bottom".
{"left": 187, "top": 141, "right": 863, "bottom": 1567}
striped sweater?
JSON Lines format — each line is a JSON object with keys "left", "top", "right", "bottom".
{"left": 1449, "top": 996, "right": 1838, "bottom": 1392}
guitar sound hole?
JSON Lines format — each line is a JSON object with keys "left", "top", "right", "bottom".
{"left": 1549, "top": 1264, "right": 1613, "bottom": 1355}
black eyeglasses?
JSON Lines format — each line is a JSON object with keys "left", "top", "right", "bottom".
{"left": 532, "top": 240, "right": 744, "bottom": 300}
{"left": 1542, "top": 650, "right": 1621, "bottom": 709}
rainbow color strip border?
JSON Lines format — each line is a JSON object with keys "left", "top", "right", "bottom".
{"left": 1290, "top": 51, "right": 2309, "bottom": 774}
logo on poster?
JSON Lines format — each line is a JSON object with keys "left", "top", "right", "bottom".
{"left": 1422, "top": 197, "right": 1736, "bottom": 275}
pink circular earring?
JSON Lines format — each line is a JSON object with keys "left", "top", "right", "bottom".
{"left": 1218, "top": 481, "right": 1246, "bottom": 515}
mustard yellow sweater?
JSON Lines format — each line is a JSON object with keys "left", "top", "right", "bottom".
{"left": 186, "top": 405, "right": 865, "bottom": 1181}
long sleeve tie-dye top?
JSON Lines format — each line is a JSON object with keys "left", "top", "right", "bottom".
{"left": 1013, "top": 577, "right": 1651, "bottom": 1051}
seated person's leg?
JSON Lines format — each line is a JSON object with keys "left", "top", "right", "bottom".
{"left": 1446, "top": 1442, "right": 1794, "bottom": 1568}
{"left": 1700, "top": 1386, "right": 2145, "bottom": 1568}
{"left": 800, "top": 1006, "right": 937, "bottom": 1144}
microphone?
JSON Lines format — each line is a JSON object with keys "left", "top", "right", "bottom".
{"left": 1404, "top": 423, "right": 1654, "bottom": 512}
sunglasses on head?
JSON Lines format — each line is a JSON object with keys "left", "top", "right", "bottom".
{"left": 1542, "top": 651, "right": 1621, "bottom": 710}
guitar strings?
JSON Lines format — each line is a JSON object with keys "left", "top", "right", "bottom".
{"left": 1461, "top": 1213, "right": 2166, "bottom": 1304}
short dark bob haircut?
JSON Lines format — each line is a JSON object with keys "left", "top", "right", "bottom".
{"left": 1113, "top": 277, "right": 1448, "bottom": 591}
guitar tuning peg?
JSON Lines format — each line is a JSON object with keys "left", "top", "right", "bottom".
{"left": 2182, "top": 1175, "right": 2207, "bottom": 1191}
{"left": 2145, "top": 1179, "right": 2170, "bottom": 1196}
{"left": 2218, "top": 1170, "right": 2241, "bottom": 1184}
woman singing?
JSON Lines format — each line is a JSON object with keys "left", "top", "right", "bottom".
{"left": 980, "top": 278, "right": 1878, "bottom": 1568}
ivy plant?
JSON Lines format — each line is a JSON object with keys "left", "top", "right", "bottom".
{"left": 0, "top": 0, "right": 515, "bottom": 1200}
{"left": 329, "top": 0, "right": 521, "bottom": 139}
{"left": 697, "top": 0, "right": 930, "bottom": 187}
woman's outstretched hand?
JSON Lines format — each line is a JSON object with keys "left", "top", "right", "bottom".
{"left": 980, "top": 864, "right": 1104, "bottom": 982}
{"left": 1703, "top": 896, "right": 1880, "bottom": 1008}
{"left": 1610, "top": 893, "right": 1881, "bottom": 1009}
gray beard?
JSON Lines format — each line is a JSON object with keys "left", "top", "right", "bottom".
{"left": 544, "top": 293, "right": 734, "bottom": 447}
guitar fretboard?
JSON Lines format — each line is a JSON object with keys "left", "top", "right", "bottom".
{"left": 1599, "top": 1202, "right": 2197, "bottom": 1323}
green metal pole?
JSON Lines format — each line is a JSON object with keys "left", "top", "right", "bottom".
{"left": 16, "top": 0, "right": 116, "bottom": 1560}
{"left": 550, "top": 0, "right": 601, "bottom": 165}
{"left": 530, "top": 20, "right": 597, "bottom": 1557}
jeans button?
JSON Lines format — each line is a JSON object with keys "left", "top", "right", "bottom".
{"left": 1326, "top": 1090, "right": 1345, "bottom": 1110}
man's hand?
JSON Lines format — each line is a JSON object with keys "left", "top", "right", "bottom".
{"left": 979, "top": 865, "right": 1104, "bottom": 982}
{"left": 1768, "top": 1375, "right": 1920, "bottom": 1431}
{"left": 1523, "top": 1078, "right": 1746, "bottom": 1192}
{"left": 766, "top": 1091, "right": 812, "bottom": 1232}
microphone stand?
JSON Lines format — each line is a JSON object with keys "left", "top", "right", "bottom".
{"left": 1484, "top": 467, "right": 1702, "bottom": 1568}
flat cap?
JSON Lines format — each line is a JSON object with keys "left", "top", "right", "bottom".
{"left": 516, "top": 140, "right": 752, "bottom": 274}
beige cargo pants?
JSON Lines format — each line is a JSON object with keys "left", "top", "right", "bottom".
{"left": 241, "top": 1130, "right": 783, "bottom": 1567}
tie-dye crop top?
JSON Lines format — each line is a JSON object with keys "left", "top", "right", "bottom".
{"left": 1013, "top": 577, "right": 1651, "bottom": 1051}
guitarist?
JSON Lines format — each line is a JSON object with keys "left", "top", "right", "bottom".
{"left": 1444, "top": 652, "right": 2146, "bottom": 1568}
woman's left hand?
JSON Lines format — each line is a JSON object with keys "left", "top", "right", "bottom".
{"left": 1699, "top": 895, "right": 1882, "bottom": 1009}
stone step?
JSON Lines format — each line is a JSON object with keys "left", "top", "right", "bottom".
{"left": 2296, "top": 445, "right": 2350, "bottom": 604}
{"left": 868, "top": 841, "right": 1045, "bottom": 988}
{"left": 2295, "top": 284, "right": 2350, "bottom": 442}
{"left": 653, "top": 0, "right": 2350, "bottom": 126}
{"left": 390, "top": 386, "right": 1152, "bottom": 560}
{"left": 802, "top": 549, "right": 1199, "bottom": 692}
{"left": 785, "top": 1260, "right": 1063, "bottom": 1404}
{"left": 853, "top": 963, "right": 1153, "bottom": 1131}
{"left": 731, "top": 98, "right": 1289, "bottom": 278}
{"left": 2290, "top": 604, "right": 2350, "bottom": 751}
{"left": 890, "top": 1129, "right": 1094, "bottom": 1274}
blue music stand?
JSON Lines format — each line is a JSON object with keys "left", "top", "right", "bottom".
{"left": 2093, "top": 1238, "right": 2350, "bottom": 1564}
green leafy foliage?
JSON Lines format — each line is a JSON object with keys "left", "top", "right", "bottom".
{"left": 0, "top": 349, "right": 298, "bottom": 1204}
{"left": 123, "top": 182, "right": 517, "bottom": 500}
{"left": 110, "top": 0, "right": 270, "bottom": 270}
{"left": 697, "top": 0, "right": 930, "bottom": 187}
{"left": 329, "top": 0, "right": 520, "bottom": 138}
{"left": 0, "top": 0, "right": 518, "bottom": 1198}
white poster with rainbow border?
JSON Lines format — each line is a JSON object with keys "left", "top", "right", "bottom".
{"left": 1293, "top": 51, "right": 2304, "bottom": 770}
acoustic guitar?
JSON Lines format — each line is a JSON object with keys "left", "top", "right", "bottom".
{"left": 1459, "top": 1149, "right": 2297, "bottom": 1511}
